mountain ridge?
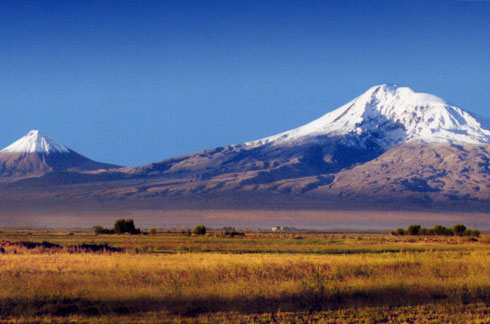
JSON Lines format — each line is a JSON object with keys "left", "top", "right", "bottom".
{"left": 0, "top": 85, "right": 489, "bottom": 227}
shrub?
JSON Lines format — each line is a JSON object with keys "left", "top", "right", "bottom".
{"left": 393, "top": 228, "right": 405, "bottom": 236}
{"left": 193, "top": 225, "right": 206, "bottom": 235}
{"left": 407, "top": 225, "right": 421, "bottom": 236}
{"left": 225, "top": 230, "right": 245, "bottom": 237}
{"left": 433, "top": 225, "right": 452, "bottom": 236}
{"left": 149, "top": 228, "right": 157, "bottom": 235}
{"left": 114, "top": 219, "right": 140, "bottom": 235}
{"left": 453, "top": 224, "right": 467, "bottom": 236}
{"left": 471, "top": 229, "right": 480, "bottom": 237}
{"left": 93, "top": 225, "right": 113, "bottom": 235}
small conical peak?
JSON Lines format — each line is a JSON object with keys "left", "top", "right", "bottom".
{"left": 0, "top": 130, "right": 70, "bottom": 154}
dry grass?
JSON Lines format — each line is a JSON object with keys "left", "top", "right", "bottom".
{"left": 0, "top": 232, "right": 489, "bottom": 322}
{"left": 3, "top": 304, "right": 490, "bottom": 324}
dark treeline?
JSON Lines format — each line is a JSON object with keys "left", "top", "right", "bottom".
{"left": 392, "top": 224, "right": 479, "bottom": 237}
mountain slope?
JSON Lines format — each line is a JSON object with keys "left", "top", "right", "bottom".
{"left": 1, "top": 85, "right": 489, "bottom": 221}
{"left": 0, "top": 130, "right": 120, "bottom": 179}
{"left": 322, "top": 143, "right": 490, "bottom": 205}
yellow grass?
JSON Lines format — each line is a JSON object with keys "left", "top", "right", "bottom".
{"left": 0, "top": 233, "right": 489, "bottom": 323}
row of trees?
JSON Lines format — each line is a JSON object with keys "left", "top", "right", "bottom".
{"left": 393, "top": 224, "right": 479, "bottom": 237}
{"left": 94, "top": 219, "right": 207, "bottom": 236}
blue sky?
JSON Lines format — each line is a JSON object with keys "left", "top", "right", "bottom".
{"left": 1, "top": 0, "right": 489, "bottom": 166}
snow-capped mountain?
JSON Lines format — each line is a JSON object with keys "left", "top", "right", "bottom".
{"left": 1, "top": 130, "right": 69, "bottom": 154}
{"left": 1, "top": 85, "right": 489, "bottom": 223}
{"left": 247, "top": 84, "right": 490, "bottom": 149}
{"left": 0, "top": 130, "right": 120, "bottom": 179}
{"left": 113, "top": 84, "right": 490, "bottom": 213}
{"left": 127, "top": 84, "right": 490, "bottom": 185}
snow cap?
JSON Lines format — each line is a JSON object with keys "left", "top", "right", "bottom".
{"left": 0, "top": 130, "right": 70, "bottom": 153}
{"left": 247, "top": 84, "right": 490, "bottom": 148}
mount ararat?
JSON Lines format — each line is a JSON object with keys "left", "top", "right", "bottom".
{"left": 1, "top": 84, "right": 489, "bottom": 228}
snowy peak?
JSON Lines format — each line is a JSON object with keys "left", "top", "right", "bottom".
{"left": 363, "top": 84, "right": 446, "bottom": 106}
{"left": 0, "top": 130, "right": 121, "bottom": 179}
{"left": 248, "top": 84, "right": 490, "bottom": 149}
{"left": 0, "top": 130, "right": 70, "bottom": 154}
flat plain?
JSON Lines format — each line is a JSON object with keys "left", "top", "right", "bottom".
{"left": 0, "top": 230, "right": 489, "bottom": 323}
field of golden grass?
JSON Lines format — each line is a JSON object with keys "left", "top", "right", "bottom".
{"left": 0, "top": 231, "right": 489, "bottom": 323}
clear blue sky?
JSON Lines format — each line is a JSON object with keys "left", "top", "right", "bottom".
{"left": 1, "top": 0, "right": 489, "bottom": 166}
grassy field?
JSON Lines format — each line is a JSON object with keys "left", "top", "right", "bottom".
{"left": 0, "top": 230, "right": 489, "bottom": 323}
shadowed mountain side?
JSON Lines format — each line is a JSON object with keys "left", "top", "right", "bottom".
{"left": 126, "top": 135, "right": 385, "bottom": 183}
{"left": 0, "top": 151, "right": 120, "bottom": 179}
{"left": 1, "top": 143, "right": 489, "bottom": 214}
{"left": 305, "top": 143, "right": 490, "bottom": 206}
{"left": 3, "top": 169, "right": 133, "bottom": 186}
